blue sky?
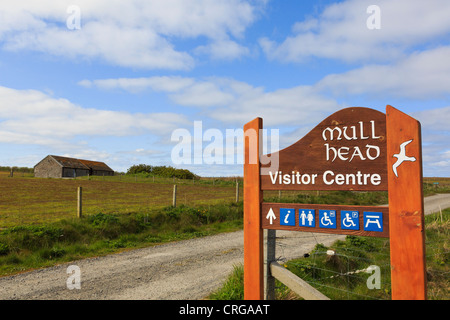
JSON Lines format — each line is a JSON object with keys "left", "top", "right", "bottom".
{"left": 0, "top": 0, "right": 449, "bottom": 177}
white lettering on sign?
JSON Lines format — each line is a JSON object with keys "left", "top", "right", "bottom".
{"left": 323, "top": 120, "right": 381, "bottom": 163}
{"left": 324, "top": 144, "right": 380, "bottom": 162}
{"left": 266, "top": 117, "right": 385, "bottom": 188}
{"left": 268, "top": 170, "right": 381, "bottom": 186}
{"left": 322, "top": 121, "right": 379, "bottom": 141}
{"left": 269, "top": 171, "right": 318, "bottom": 185}
{"left": 323, "top": 170, "right": 381, "bottom": 186}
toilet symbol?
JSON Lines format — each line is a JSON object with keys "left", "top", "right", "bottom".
{"left": 319, "top": 210, "right": 336, "bottom": 229}
{"left": 299, "top": 209, "right": 315, "bottom": 227}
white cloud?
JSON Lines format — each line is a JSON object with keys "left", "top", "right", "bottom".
{"left": 0, "top": 86, "right": 190, "bottom": 148}
{"left": 261, "top": 0, "right": 450, "bottom": 63}
{"left": 79, "top": 76, "right": 196, "bottom": 93}
{"left": 195, "top": 39, "right": 251, "bottom": 60}
{"left": 79, "top": 76, "right": 340, "bottom": 127}
{"left": 316, "top": 46, "right": 450, "bottom": 99}
{"left": 0, "top": 0, "right": 265, "bottom": 69}
{"left": 413, "top": 106, "right": 450, "bottom": 132}
{"left": 412, "top": 106, "right": 450, "bottom": 177}
{"left": 207, "top": 84, "right": 340, "bottom": 127}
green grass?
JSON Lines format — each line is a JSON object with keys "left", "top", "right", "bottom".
{"left": 209, "top": 264, "right": 244, "bottom": 300}
{"left": 265, "top": 189, "right": 389, "bottom": 206}
{"left": 210, "top": 209, "right": 449, "bottom": 300}
{"left": 0, "top": 172, "right": 241, "bottom": 228}
{"left": 0, "top": 202, "right": 243, "bottom": 276}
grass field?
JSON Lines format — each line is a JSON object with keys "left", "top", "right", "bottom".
{"left": 0, "top": 172, "right": 241, "bottom": 228}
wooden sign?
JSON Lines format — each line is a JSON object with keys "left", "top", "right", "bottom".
{"left": 243, "top": 105, "right": 426, "bottom": 300}
{"left": 386, "top": 105, "right": 426, "bottom": 300}
{"left": 261, "top": 107, "right": 387, "bottom": 191}
{"left": 261, "top": 203, "right": 389, "bottom": 238}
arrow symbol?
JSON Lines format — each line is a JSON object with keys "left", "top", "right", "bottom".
{"left": 266, "top": 208, "right": 276, "bottom": 225}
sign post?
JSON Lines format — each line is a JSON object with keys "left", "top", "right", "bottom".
{"left": 243, "top": 117, "right": 264, "bottom": 300}
{"left": 243, "top": 105, "right": 426, "bottom": 300}
{"left": 386, "top": 106, "right": 426, "bottom": 300}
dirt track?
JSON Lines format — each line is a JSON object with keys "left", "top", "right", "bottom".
{"left": 0, "top": 194, "right": 449, "bottom": 300}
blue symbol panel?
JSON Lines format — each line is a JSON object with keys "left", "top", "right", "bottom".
{"left": 280, "top": 208, "right": 295, "bottom": 226}
{"left": 299, "top": 209, "right": 315, "bottom": 227}
{"left": 319, "top": 210, "right": 336, "bottom": 229}
{"left": 363, "top": 212, "right": 383, "bottom": 232}
{"left": 341, "top": 210, "right": 359, "bottom": 230}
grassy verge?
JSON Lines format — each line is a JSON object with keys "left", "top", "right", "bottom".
{"left": 209, "top": 209, "right": 449, "bottom": 300}
{"left": 0, "top": 202, "right": 243, "bottom": 276}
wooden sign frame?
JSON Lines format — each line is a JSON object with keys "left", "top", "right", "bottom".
{"left": 243, "top": 105, "right": 426, "bottom": 300}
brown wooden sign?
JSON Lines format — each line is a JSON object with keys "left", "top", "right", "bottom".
{"left": 261, "top": 107, "right": 387, "bottom": 191}
{"left": 243, "top": 105, "right": 426, "bottom": 300}
{"left": 261, "top": 203, "right": 389, "bottom": 238}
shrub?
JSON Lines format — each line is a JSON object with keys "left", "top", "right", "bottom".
{"left": 0, "top": 243, "right": 9, "bottom": 255}
{"left": 88, "top": 213, "right": 119, "bottom": 226}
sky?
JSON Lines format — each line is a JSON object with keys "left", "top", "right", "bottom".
{"left": 0, "top": 0, "right": 449, "bottom": 177}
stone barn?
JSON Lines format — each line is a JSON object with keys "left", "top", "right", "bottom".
{"left": 34, "top": 155, "right": 114, "bottom": 178}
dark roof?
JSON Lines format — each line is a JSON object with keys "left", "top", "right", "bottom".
{"left": 78, "top": 159, "right": 113, "bottom": 172}
{"left": 50, "top": 155, "right": 90, "bottom": 170}
{"left": 49, "top": 155, "right": 113, "bottom": 172}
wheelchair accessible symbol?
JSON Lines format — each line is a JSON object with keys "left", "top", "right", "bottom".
{"left": 341, "top": 211, "right": 359, "bottom": 230}
{"left": 319, "top": 210, "right": 336, "bottom": 229}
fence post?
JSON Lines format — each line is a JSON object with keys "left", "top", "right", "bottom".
{"left": 173, "top": 185, "right": 177, "bottom": 207}
{"left": 236, "top": 182, "right": 239, "bottom": 202}
{"left": 77, "top": 187, "right": 82, "bottom": 218}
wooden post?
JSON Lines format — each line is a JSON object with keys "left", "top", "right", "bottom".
{"left": 386, "top": 105, "right": 426, "bottom": 300}
{"left": 265, "top": 229, "right": 276, "bottom": 300}
{"left": 236, "top": 182, "right": 239, "bottom": 203}
{"left": 77, "top": 187, "right": 82, "bottom": 218}
{"left": 243, "top": 117, "right": 264, "bottom": 300}
{"left": 173, "top": 185, "right": 177, "bottom": 207}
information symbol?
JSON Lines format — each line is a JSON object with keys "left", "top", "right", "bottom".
{"left": 280, "top": 208, "right": 295, "bottom": 226}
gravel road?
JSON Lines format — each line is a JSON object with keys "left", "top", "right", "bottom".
{"left": 1, "top": 194, "right": 449, "bottom": 300}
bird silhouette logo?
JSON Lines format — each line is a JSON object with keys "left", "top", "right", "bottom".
{"left": 392, "top": 139, "right": 416, "bottom": 177}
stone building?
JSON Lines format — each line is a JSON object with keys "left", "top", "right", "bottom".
{"left": 34, "top": 155, "right": 114, "bottom": 178}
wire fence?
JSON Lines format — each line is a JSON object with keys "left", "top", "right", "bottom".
{"left": 270, "top": 210, "right": 449, "bottom": 300}
{"left": 0, "top": 174, "right": 242, "bottom": 228}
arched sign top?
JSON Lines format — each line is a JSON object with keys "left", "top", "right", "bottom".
{"left": 261, "top": 107, "right": 387, "bottom": 191}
